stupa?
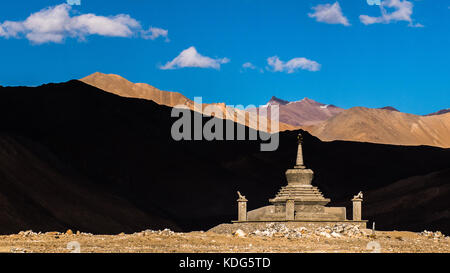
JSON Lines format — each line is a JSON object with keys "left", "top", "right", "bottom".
{"left": 233, "top": 133, "right": 367, "bottom": 228}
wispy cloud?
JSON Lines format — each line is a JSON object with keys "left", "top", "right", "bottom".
{"left": 267, "top": 56, "right": 321, "bottom": 73}
{"left": 360, "top": 0, "right": 423, "bottom": 27}
{"left": 0, "top": 4, "right": 168, "bottom": 44}
{"left": 67, "top": 0, "right": 81, "bottom": 5}
{"left": 242, "top": 62, "right": 256, "bottom": 70}
{"left": 241, "top": 62, "right": 264, "bottom": 73}
{"left": 142, "top": 27, "right": 169, "bottom": 41}
{"left": 308, "top": 2, "right": 350, "bottom": 26}
{"left": 160, "top": 46, "right": 229, "bottom": 70}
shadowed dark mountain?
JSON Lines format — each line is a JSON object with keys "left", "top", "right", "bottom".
{"left": 0, "top": 81, "right": 449, "bottom": 234}
{"left": 426, "top": 109, "right": 450, "bottom": 116}
{"left": 0, "top": 134, "right": 178, "bottom": 234}
{"left": 363, "top": 169, "right": 450, "bottom": 233}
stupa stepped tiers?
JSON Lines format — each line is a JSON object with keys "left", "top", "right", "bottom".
{"left": 227, "top": 133, "right": 368, "bottom": 231}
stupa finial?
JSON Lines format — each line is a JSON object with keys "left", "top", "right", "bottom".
{"left": 297, "top": 132, "right": 303, "bottom": 144}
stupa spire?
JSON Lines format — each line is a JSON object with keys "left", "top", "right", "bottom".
{"left": 295, "top": 133, "right": 305, "bottom": 169}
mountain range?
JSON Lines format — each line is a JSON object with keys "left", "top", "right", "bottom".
{"left": 0, "top": 80, "right": 449, "bottom": 234}
{"left": 249, "top": 96, "right": 450, "bottom": 148}
{"left": 82, "top": 73, "right": 450, "bottom": 148}
{"left": 81, "top": 72, "right": 296, "bottom": 132}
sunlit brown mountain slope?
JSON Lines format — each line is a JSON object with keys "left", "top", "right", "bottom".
{"left": 81, "top": 72, "right": 192, "bottom": 107}
{"left": 81, "top": 72, "right": 296, "bottom": 132}
{"left": 307, "top": 107, "right": 450, "bottom": 148}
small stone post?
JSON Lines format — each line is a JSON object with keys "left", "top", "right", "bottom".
{"left": 237, "top": 191, "right": 248, "bottom": 222}
{"left": 286, "top": 199, "right": 295, "bottom": 220}
{"left": 352, "top": 192, "right": 363, "bottom": 221}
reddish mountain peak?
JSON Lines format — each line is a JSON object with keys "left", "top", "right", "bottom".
{"left": 300, "top": 97, "right": 317, "bottom": 103}
{"left": 297, "top": 97, "right": 324, "bottom": 106}
{"left": 267, "top": 96, "right": 289, "bottom": 106}
{"left": 379, "top": 106, "right": 400, "bottom": 112}
{"left": 268, "top": 96, "right": 321, "bottom": 106}
{"left": 259, "top": 96, "right": 344, "bottom": 126}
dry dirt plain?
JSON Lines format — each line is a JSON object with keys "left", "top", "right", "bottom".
{"left": 0, "top": 229, "right": 448, "bottom": 253}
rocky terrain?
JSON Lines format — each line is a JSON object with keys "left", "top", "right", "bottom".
{"left": 1, "top": 225, "right": 448, "bottom": 253}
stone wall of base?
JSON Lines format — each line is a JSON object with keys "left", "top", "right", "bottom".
{"left": 209, "top": 220, "right": 367, "bottom": 234}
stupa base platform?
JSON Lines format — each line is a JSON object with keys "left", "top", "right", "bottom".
{"left": 247, "top": 204, "right": 348, "bottom": 221}
{"left": 209, "top": 220, "right": 368, "bottom": 234}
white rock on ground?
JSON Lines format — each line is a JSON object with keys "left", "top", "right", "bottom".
{"left": 233, "top": 229, "right": 246, "bottom": 238}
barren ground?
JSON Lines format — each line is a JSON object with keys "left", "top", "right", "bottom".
{"left": 0, "top": 230, "right": 448, "bottom": 253}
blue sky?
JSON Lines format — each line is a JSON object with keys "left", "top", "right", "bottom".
{"left": 0, "top": 0, "right": 449, "bottom": 115}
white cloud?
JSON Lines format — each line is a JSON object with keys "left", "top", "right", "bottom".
{"left": 160, "top": 46, "right": 229, "bottom": 70}
{"left": 0, "top": 4, "right": 168, "bottom": 44}
{"left": 70, "top": 14, "right": 140, "bottom": 37}
{"left": 0, "top": 21, "right": 25, "bottom": 38}
{"left": 359, "top": 0, "right": 423, "bottom": 27}
{"left": 241, "top": 62, "right": 264, "bottom": 73}
{"left": 308, "top": 2, "right": 350, "bottom": 26}
{"left": 242, "top": 62, "right": 256, "bottom": 69}
{"left": 142, "top": 27, "right": 169, "bottom": 41}
{"left": 267, "top": 56, "right": 321, "bottom": 73}
{"left": 67, "top": 0, "right": 81, "bottom": 5}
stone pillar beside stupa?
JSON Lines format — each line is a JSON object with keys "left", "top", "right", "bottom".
{"left": 352, "top": 192, "right": 364, "bottom": 221}
{"left": 237, "top": 191, "right": 248, "bottom": 222}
